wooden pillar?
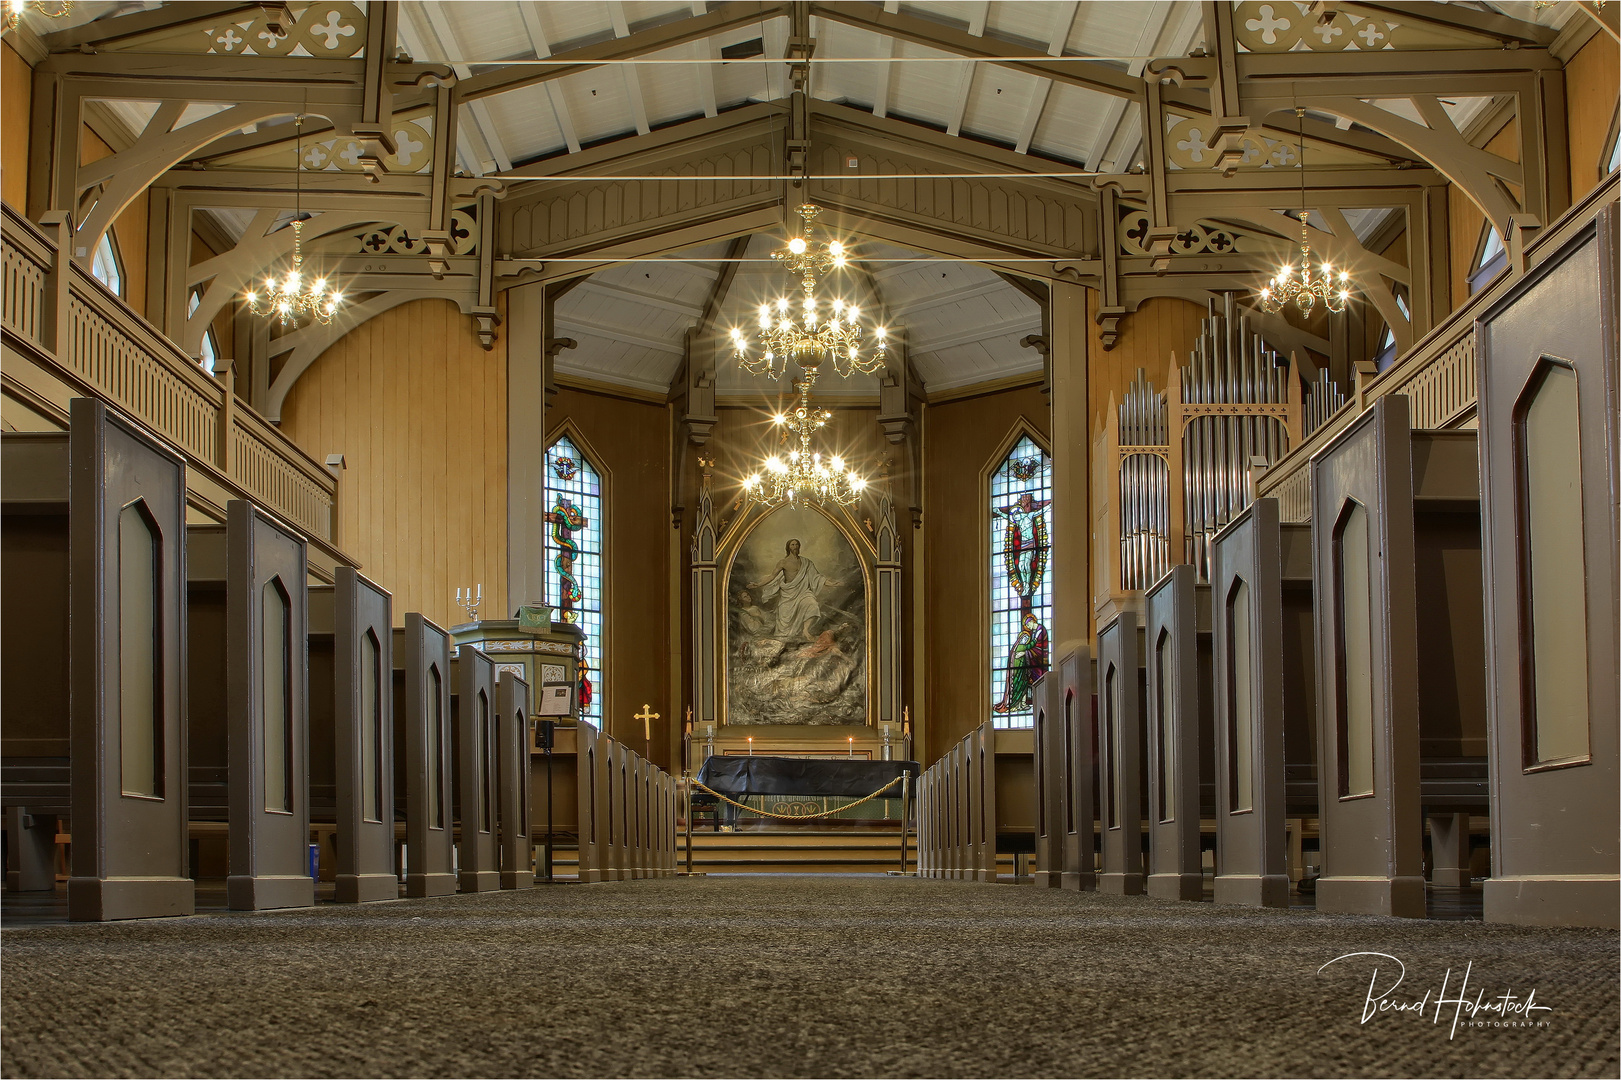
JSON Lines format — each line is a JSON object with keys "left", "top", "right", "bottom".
{"left": 1050, "top": 281, "right": 1091, "bottom": 656}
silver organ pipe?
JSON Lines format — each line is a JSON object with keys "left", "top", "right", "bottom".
{"left": 1303, "top": 365, "right": 1350, "bottom": 438}
{"left": 1180, "top": 294, "right": 1293, "bottom": 582}
{"left": 1117, "top": 368, "right": 1171, "bottom": 593}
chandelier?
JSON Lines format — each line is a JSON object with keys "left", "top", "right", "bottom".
{"left": 728, "top": 204, "right": 889, "bottom": 380}
{"left": 3, "top": 0, "right": 71, "bottom": 32}
{"left": 246, "top": 117, "right": 343, "bottom": 328}
{"left": 741, "top": 372, "right": 868, "bottom": 507}
{"left": 1259, "top": 108, "right": 1352, "bottom": 317}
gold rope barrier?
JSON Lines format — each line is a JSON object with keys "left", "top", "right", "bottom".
{"left": 689, "top": 774, "right": 906, "bottom": 820}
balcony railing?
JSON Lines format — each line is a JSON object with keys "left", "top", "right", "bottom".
{"left": 2, "top": 203, "right": 338, "bottom": 547}
{"left": 1256, "top": 174, "right": 1618, "bottom": 524}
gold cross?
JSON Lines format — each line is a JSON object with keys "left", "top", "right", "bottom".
{"left": 635, "top": 704, "right": 660, "bottom": 742}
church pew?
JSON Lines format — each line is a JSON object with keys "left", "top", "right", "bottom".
{"left": 1031, "top": 671, "right": 1062, "bottom": 887}
{"left": 1209, "top": 497, "right": 1290, "bottom": 908}
{"left": 1277, "top": 519, "right": 1320, "bottom": 889}
{"left": 1476, "top": 211, "right": 1617, "bottom": 928}
{"left": 1144, "top": 565, "right": 1212, "bottom": 901}
{"left": 915, "top": 721, "right": 1002, "bottom": 881}
{"left": 1, "top": 399, "right": 195, "bottom": 919}
{"left": 189, "top": 503, "right": 317, "bottom": 910}
{"left": 496, "top": 670, "right": 533, "bottom": 889}
{"left": 451, "top": 645, "right": 500, "bottom": 892}
{"left": 1055, "top": 649, "right": 1094, "bottom": 892}
{"left": 2, "top": 430, "right": 74, "bottom": 893}
{"left": 307, "top": 572, "right": 399, "bottom": 902}
{"left": 1097, "top": 613, "right": 1146, "bottom": 895}
{"left": 332, "top": 568, "right": 396, "bottom": 902}
{"left": 575, "top": 721, "right": 606, "bottom": 882}
{"left": 1310, "top": 397, "right": 1489, "bottom": 918}
{"left": 394, "top": 614, "right": 456, "bottom": 896}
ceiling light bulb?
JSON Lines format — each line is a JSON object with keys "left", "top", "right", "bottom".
{"left": 875, "top": 326, "right": 886, "bottom": 339}
{"left": 777, "top": 297, "right": 790, "bottom": 312}
{"left": 788, "top": 238, "right": 807, "bottom": 255}
{"left": 730, "top": 327, "right": 743, "bottom": 340}
{"left": 848, "top": 306, "right": 860, "bottom": 319}
{"left": 828, "top": 241, "right": 844, "bottom": 257}
{"left": 830, "top": 455, "right": 844, "bottom": 471}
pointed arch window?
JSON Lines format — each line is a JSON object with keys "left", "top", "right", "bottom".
{"left": 1469, "top": 224, "right": 1507, "bottom": 295}
{"left": 544, "top": 434, "right": 604, "bottom": 727}
{"left": 91, "top": 232, "right": 123, "bottom": 298}
{"left": 989, "top": 434, "right": 1052, "bottom": 729}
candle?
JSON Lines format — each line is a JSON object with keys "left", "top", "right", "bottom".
{"left": 848, "top": 736, "right": 854, "bottom": 758}
{"left": 747, "top": 736, "right": 753, "bottom": 756}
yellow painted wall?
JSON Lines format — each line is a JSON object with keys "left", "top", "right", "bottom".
{"left": 279, "top": 298, "right": 508, "bottom": 630}
{"left": 1565, "top": 30, "right": 1621, "bottom": 201}
{"left": 922, "top": 383, "right": 1048, "bottom": 762}
{"left": 546, "top": 386, "right": 672, "bottom": 761}
{"left": 2, "top": 42, "right": 29, "bottom": 212}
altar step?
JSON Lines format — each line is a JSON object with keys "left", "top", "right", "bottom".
{"left": 547, "top": 829, "right": 921, "bottom": 877}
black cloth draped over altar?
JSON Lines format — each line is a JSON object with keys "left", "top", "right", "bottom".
{"left": 695, "top": 756, "right": 921, "bottom": 798}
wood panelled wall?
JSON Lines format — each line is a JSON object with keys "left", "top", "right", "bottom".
{"left": 921, "top": 383, "right": 1048, "bottom": 763}
{"left": 545, "top": 385, "right": 671, "bottom": 756}
{"left": 1565, "top": 31, "right": 1620, "bottom": 200}
{"left": 1088, "top": 295, "right": 1206, "bottom": 442}
{"left": 279, "top": 298, "right": 508, "bottom": 629}
{"left": 2, "top": 42, "right": 29, "bottom": 211}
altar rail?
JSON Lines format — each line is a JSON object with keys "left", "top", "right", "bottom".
{"left": 1, "top": 203, "right": 337, "bottom": 545}
{"left": 1256, "top": 177, "right": 1618, "bottom": 524}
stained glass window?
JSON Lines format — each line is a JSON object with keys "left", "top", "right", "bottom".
{"left": 544, "top": 435, "right": 604, "bottom": 727}
{"left": 989, "top": 435, "right": 1052, "bottom": 729}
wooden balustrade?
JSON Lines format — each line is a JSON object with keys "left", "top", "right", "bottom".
{"left": 1, "top": 203, "right": 338, "bottom": 549}
{"left": 1257, "top": 177, "right": 1618, "bottom": 523}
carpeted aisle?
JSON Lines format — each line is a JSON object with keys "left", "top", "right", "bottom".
{"left": 2, "top": 875, "right": 1616, "bottom": 1079}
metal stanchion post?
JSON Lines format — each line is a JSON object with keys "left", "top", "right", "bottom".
{"left": 897, "top": 771, "right": 911, "bottom": 875}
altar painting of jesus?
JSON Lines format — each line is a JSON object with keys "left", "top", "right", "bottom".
{"left": 726, "top": 508, "right": 866, "bottom": 725}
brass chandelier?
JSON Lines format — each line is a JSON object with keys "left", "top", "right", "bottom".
{"left": 3, "top": 0, "right": 71, "bottom": 33}
{"left": 728, "top": 204, "right": 889, "bottom": 380}
{"left": 246, "top": 117, "right": 344, "bottom": 328}
{"left": 1259, "top": 109, "right": 1352, "bottom": 317}
{"left": 741, "top": 372, "right": 868, "bottom": 508}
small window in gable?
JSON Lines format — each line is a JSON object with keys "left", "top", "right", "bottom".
{"left": 1470, "top": 224, "right": 1507, "bottom": 295}
{"left": 91, "top": 232, "right": 123, "bottom": 297}
{"left": 187, "top": 291, "right": 220, "bottom": 372}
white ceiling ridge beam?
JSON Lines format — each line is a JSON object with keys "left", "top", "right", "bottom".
{"left": 691, "top": 2, "right": 720, "bottom": 119}
{"left": 397, "top": 7, "right": 484, "bottom": 177}
{"left": 1015, "top": 0, "right": 1078, "bottom": 155}
{"left": 555, "top": 317, "right": 687, "bottom": 355}
{"left": 420, "top": 1, "right": 514, "bottom": 173}
{"left": 907, "top": 315, "right": 1043, "bottom": 354}
{"left": 554, "top": 363, "right": 676, "bottom": 398}
{"left": 886, "top": 277, "right": 1010, "bottom": 316}
{"left": 1081, "top": 0, "right": 1170, "bottom": 170}
{"left": 608, "top": 1, "right": 654, "bottom": 136}
{"left": 943, "top": 2, "right": 988, "bottom": 138}
{"left": 576, "top": 279, "right": 707, "bottom": 317}
{"left": 519, "top": 2, "right": 584, "bottom": 153}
